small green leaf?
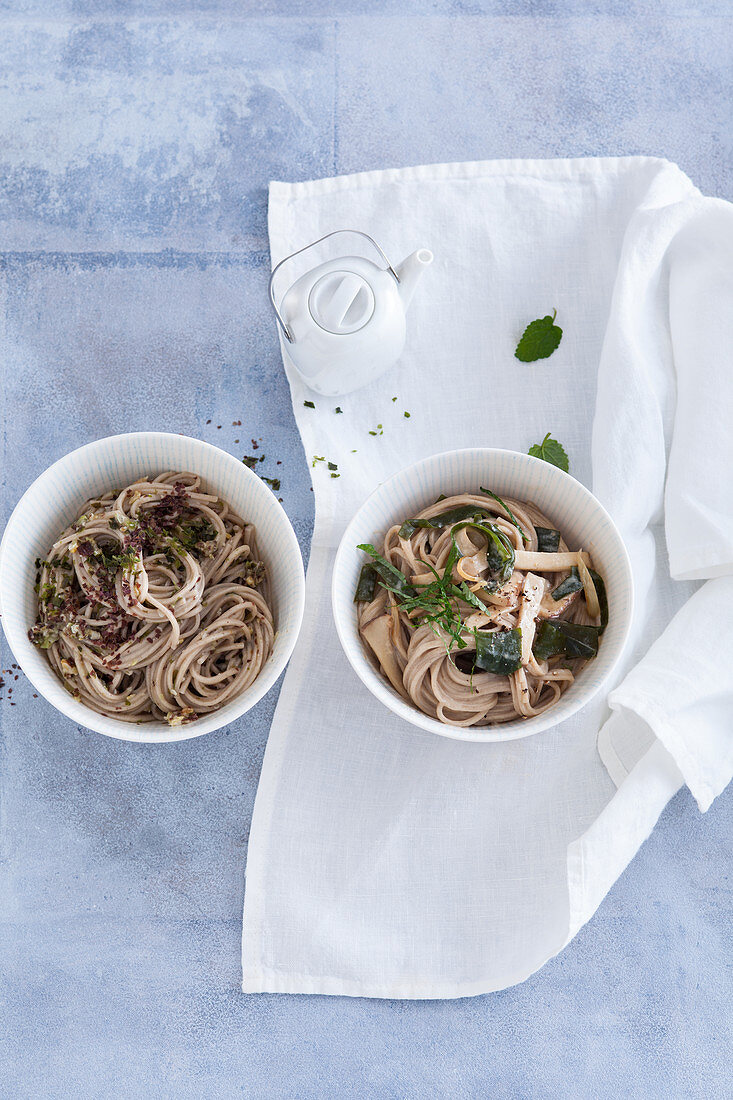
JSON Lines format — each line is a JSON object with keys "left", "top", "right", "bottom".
{"left": 454, "top": 582, "right": 489, "bottom": 613}
{"left": 528, "top": 433, "right": 569, "bottom": 472}
{"left": 535, "top": 526, "right": 561, "bottom": 553}
{"left": 357, "top": 544, "right": 413, "bottom": 598}
{"left": 552, "top": 567, "right": 583, "bottom": 601}
{"left": 354, "top": 564, "right": 378, "bottom": 603}
{"left": 556, "top": 621, "right": 599, "bottom": 659}
{"left": 515, "top": 310, "right": 563, "bottom": 362}
{"left": 479, "top": 488, "right": 528, "bottom": 544}
{"left": 398, "top": 505, "right": 487, "bottom": 541}
{"left": 473, "top": 629, "right": 523, "bottom": 676}
{"left": 533, "top": 620, "right": 599, "bottom": 661}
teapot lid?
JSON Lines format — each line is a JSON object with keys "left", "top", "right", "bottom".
{"left": 269, "top": 229, "right": 399, "bottom": 344}
{"left": 308, "top": 270, "right": 375, "bottom": 335}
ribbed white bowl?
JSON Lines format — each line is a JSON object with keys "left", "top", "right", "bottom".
{"left": 332, "top": 448, "right": 633, "bottom": 742}
{"left": 0, "top": 432, "right": 305, "bottom": 743}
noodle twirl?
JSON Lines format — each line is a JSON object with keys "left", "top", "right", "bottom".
{"left": 30, "top": 472, "right": 274, "bottom": 725}
{"left": 356, "top": 491, "right": 606, "bottom": 728}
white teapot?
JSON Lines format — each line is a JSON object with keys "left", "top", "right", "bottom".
{"left": 268, "top": 230, "right": 433, "bottom": 396}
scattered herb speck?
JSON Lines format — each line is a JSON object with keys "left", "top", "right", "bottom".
{"left": 304, "top": 400, "right": 315, "bottom": 409}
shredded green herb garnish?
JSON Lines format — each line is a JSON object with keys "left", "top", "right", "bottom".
{"left": 303, "top": 400, "right": 315, "bottom": 409}
{"left": 450, "top": 519, "right": 516, "bottom": 583}
{"left": 398, "top": 505, "right": 486, "bottom": 541}
{"left": 403, "top": 411, "right": 411, "bottom": 418}
{"left": 261, "top": 477, "right": 281, "bottom": 491}
{"left": 328, "top": 462, "right": 338, "bottom": 471}
{"left": 479, "top": 488, "right": 528, "bottom": 544}
{"left": 356, "top": 521, "right": 512, "bottom": 659}
{"left": 335, "top": 407, "right": 343, "bottom": 414}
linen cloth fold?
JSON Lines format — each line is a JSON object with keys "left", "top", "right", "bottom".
{"left": 241, "top": 158, "right": 733, "bottom": 998}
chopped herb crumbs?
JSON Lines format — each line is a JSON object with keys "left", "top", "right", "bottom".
{"left": 392, "top": 396, "right": 397, "bottom": 402}
{"left": 327, "top": 462, "right": 338, "bottom": 471}
{"left": 312, "top": 455, "right": 325, "bottom": 467}
{"left": 403, "top": 411, "right": 411, "bottom": 418}
{"left": 242, "top": 455, "right": 265, "bottom": 469}
{"left": 330, "top": 473, "right": 340, "bottom": 479}
{"left": 261, "top": 477, "right": 281, "bottom": 491}
{"left": 335, "top": 406, "right": 343, "bottom": 414}
{"left": 303, "top": 400, "right": 315, "bottom": 409}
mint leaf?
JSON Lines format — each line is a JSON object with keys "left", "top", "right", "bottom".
{"left": 515, "top": 310, "right": 562, "bottom": 362}
{"left": 528, "top": 433, "right": 569, "bottom": 472}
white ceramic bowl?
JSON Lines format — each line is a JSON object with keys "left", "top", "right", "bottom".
{"left": 332, "top": 448, "right": 633, "bottom": 742}
{"left": 0, "top": 432, "right": 305, "bottom": 743}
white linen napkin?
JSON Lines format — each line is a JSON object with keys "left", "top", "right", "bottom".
{"left": 241, "top": 158, "right": 733, "bottom": 998}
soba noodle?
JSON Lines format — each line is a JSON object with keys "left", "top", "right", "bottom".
{"left": 356, "top": 491, "right": 607, "bottom": 727}
{"left": 30, "top": 472, "right": 274, "bottom": 726}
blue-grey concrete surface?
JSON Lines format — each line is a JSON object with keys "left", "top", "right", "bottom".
{"left": 1, "top": 3, "right": 731, "bottom": 1098}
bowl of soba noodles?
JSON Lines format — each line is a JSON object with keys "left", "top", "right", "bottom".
{"left": 0, "top": 432, "right": 305, "bottom": 742}
{"left": 332, "top": 448, "right": 633, "bottom": 741}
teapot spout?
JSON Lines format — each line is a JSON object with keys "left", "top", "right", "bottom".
{"left": 394, "top": 248, "right": 433, "bottom": 310}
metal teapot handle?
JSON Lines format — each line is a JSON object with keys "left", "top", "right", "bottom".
{"left": 268, "top": 229, "right": 400, "bottom": 343}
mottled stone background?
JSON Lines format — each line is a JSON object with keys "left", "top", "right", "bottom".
{"left": 1, "top": 3, "right": 731, "bottom": 1097}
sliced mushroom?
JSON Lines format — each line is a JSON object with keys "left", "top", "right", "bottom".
{"left": 514, "top": 549, "right": 591, "bottom": 571}
{"left": 477, "top": 572, "right": 523, "bottom": 610}
{"left": 361, "top": 614, "right": 410, "bottom": 701}
{"left": 517, "top": 572, "right": 546, "bottom": 664}
{"left": 576, "top": 553, "right": 601, "bottom": 619}
{"left": 537, "top": 587, "right": 580, "bottom": 620}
